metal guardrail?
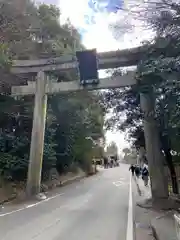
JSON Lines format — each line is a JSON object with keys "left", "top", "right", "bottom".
{"left": 174, "top": 214, "right": 180, "bottom": 240}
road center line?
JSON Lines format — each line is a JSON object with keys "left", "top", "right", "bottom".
{"left": 0, "top": 192, "right": 65, "bottom": 217}
{"left": 126, "top": 174, "right": 134, "bottom": 240}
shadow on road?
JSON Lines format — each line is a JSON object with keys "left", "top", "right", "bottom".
{"left": 133, "top": 177, "right": 142, "bottom": 196}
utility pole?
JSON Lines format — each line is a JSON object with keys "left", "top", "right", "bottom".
{"left": 140, "top": 88, "right": 168, "bottom": 200}
{"left": 26, "top": 71, "right": 47, "bottom": 197}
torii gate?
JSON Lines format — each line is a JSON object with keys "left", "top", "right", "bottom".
{"left": 10, "top": 46, "right": 168, "bottom": 200}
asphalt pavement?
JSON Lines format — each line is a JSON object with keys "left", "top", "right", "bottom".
{"left": 0, "top": 164, "right": 131, "bottom": 240}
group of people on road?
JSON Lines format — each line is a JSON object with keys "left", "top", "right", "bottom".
{"left": 129, "top": 164, "right": 149, "bottom": 186}
{"left": 103, "top": 156, "right": 119, "bottom": 169}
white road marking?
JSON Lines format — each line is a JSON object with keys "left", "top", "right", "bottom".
{"left": 113, "top": 181, "right": 124, "bottom": 187}
{"left": 126, "top": 174, "right": 134, "bottom": 240}
{"left": 113, "top": 178, "right": 127, "bottom": 187}
{"left": 0, "top": 192, "right": 64, "bottom": 217}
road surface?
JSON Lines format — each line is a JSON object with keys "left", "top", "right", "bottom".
{"left": 0, "top": 164, "right": 131, "bottom": 240}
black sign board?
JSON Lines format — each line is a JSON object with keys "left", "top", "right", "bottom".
{"left": 76, "top": 49, "right": 99, "bottom": 85}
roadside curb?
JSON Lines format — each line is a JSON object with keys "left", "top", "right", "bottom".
{"left": 0, "top": 175, "right": 86, "bottom": 206}
{"left": 150, "top": 211, "right": 178, "bottom": 240}
{"left": 57, "top": 174, "right": 86, "bottom": 187}
{"left": 53, "top": 170, "right": 100, "bottom": 188}
{"left": 134, "top": 182, "right": 178, "bottom": 240}
{"left": 133, "top": 178, "right": 157, "bottom": 240}
{"left": 0, "top": 171, "right": 99, "bottom": 207}
{"left": 0, "top": 195, "right": 17, "bottom": 206}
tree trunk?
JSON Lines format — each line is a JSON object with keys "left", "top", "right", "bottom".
{"left": 140, "top": 89, "right": 169, "bottom": 200}
{"left": 160, "top": 133, "right": 178, "bottom": 194}
{"left": 164, "top": 149, "right": 178, "bottom": 194}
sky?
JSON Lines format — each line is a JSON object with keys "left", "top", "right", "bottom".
{"left": 41, "top": 0, "right": 152, "bottom": 152}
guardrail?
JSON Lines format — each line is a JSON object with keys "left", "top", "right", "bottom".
{"left": 174, "top": 214, "right": 180, "bottom": 239}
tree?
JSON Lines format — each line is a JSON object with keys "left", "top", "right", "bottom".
{"left": 122, "top": 147, "right": 137, "bottom": 164}
{"left": 106, "top": 141, "right": 118, "bottom": 157}
{"left": 102, "top": 70, "right": 179, "bottom": 194}
{"left": 135, "top": 0, "right": 180, "bottom": 195}
{"left": 101, "top": 0, "right": 180, "bottom": 195}
{"left": 0, "top": 1, "right": 105, "bottom": 183}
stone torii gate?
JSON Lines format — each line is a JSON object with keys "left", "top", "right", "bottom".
{"left": 10, "top": 46, "right": 168, "bottom": 199}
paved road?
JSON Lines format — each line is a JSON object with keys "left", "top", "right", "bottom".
{"left": 0, "top": 164, "right": 130, "bottom": 240}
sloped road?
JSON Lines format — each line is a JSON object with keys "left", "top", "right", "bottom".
{"left": 0, "top": 164, "right": 130, "bottom": 240}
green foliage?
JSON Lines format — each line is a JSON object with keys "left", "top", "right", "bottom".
{"left": 0, "top": 133, "right": 29, "bottom": 181}
{"left": 102, "top": 0, "right": 180, "bottom": 162}
{"left": 106, "top": 141, "right": 118, "bottom": 156}
{"left": 50, "top": 92, "right": 104, "bottom": 174}
{"left": 0, "top": 1, "right": 105, "bottom": 181}
{"left": 0, "top": 44, "right": 12, "bottom": 69}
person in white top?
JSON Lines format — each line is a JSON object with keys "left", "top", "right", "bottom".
{"left": 142, "top": 164, "right": 149, "bottom": 186}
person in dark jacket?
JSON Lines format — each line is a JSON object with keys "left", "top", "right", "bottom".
{"left": 129, "top": 165, "right": 135, "bottom": 176}
{"left": 135, "top": 165, "right": 141, "bottom": 179}
{"left": 103, "top": 156, "right": 108, "bottom": 169}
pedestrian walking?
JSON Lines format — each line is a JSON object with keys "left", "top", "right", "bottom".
{"left": 103, "top": 156, "right": 108, "bottom": 169}
{"left": 135, "top": 165, "right": 141, "bottom": 179}
{"left": 129, "top": 164, "right": 135, "bottom": 177}
{"left": 142, "top": 164, "right": 149, "bottom": 186}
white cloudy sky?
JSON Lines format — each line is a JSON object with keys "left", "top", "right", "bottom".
{"left": 45, "top": 0, "right": 152, "bottom": 152}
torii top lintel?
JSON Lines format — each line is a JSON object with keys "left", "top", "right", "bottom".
{"left": 11, "top": 46, "right": 145, "bottom": 75}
